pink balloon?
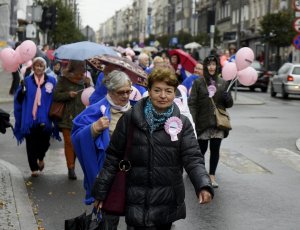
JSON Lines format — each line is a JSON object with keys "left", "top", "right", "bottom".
{"left": 18, "top": 40, "right": 37, "bottom": 63}
{"left": 3, "top": 62, "right": 19, "bottom": 72}
{"left": 0, "top": 48, "right": 16, "bottom": 67}
{"left": 235, "top": 47, "right": 254, "bottom": 71}
{"left": 237, "top": 66, "right": 258, "bottom": 86}
{"left": 222, "top": 62, "right": 238, "bottom": 80}
{"left": 81, "top": 87, "right": 95, "bottom": 106}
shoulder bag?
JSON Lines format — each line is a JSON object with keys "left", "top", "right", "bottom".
{"left": 101, "top": 122, "right": 134, "bottom": 216}
{"left": 49, "top": 101, "right": 65, "bottom": 120}
{"left": 210, "top": 98, "right": 232, "bottom": 130}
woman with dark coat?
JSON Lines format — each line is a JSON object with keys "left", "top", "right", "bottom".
{"left": 92, "top": 67, "right": 214, "bottom": 229}
{"left": 188, "top": 55, "right": 233, "bottom": 188}
{"left": 52, "top": 60, "right": 89, "bottom": 179}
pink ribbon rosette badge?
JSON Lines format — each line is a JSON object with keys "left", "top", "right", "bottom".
{"left": 164, "top": 117, "right": 183, "bottom": 141}
{"left": 45, "top": 82, "right": 54, "bottom": 93}
{"left": 207, "top": 85, "right": 217, "bottom": 98}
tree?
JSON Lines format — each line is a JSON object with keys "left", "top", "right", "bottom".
{"left": 35, "top": 0, "right": 85, "bottom": 46}
{"left": 260, "top": 10, "right": 295, "bottom": 47}
{"left": 260, "top": 10, "right": 296, "bottom": 69}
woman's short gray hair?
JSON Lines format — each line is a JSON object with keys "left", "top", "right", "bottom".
{"left": 32, "top": 57, "right": 47, "bottom": 68}
{"left": 104, "top": 70, "right": 132, "bottom": 91}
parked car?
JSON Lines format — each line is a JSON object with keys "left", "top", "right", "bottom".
{"left": 236, "top": 60, "right": 273, "bottom": 92}
{"left": 270, "top": 63, "right": 300, "bottom": 98}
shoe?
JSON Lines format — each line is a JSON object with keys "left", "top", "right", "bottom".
{"left": 211, "top": 180, "right": 219, "bottom": 188}
{"left": 68, "top": 168, "right": 77, "bottom": 180}
{"left": 210, "top": 175, "right": 219, "bottom": 188}
{"left": 38, "top": 160, "right": 45, "bottom": 171}
{"left": 31, "top": 171, "right": 39, "bottom": 177}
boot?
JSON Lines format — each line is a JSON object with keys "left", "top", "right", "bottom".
{"left": 68, "top": 168, "right": 77, "bottom": 180}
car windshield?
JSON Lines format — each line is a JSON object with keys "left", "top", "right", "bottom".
{"left": 251, "top": 61, "right": 261, "bottom": 70}
{"left": 292, "top": 67, "right": 300, "bottom": 75}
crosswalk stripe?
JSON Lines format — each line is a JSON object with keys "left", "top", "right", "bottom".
{"left": 220, "top": 150, "right": 271, "bottom": 174}
{"left": 266, "top": 148, "right": 300, "bottom": 172}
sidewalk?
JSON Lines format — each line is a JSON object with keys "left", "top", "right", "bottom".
{"left": 0, "top": 69, "right": 15, "bottom": 103}
{"left": 0, "top": 159, "right": 38, "bottom": 230}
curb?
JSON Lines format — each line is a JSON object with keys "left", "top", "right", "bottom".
{"left": 0, "top": 159, "right": 38, "bottom": 230}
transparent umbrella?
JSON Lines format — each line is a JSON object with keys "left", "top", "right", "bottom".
{"left": 54, "top": 41, "right": 118, "bottom": 60}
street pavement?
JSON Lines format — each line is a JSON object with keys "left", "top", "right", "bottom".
{"left": 0, "top": 69, "right": 266, "bottom": 229}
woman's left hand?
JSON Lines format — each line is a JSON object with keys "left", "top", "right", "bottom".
{"left": 198, "top": 190, "right": 212, "bottom": 204}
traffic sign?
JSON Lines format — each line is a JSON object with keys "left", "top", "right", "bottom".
{"left": 292, "top": 34, "right": 300, "bottom": 49}
{"left": 293, "top": 18, "right": 300, "bottom": 33}
{"left": 294, "top": 0, "right": 300, "bottom": 11}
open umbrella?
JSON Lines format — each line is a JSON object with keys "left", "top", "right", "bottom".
{"left": 87, "top": 55, "right": 148, "bottom": 87}
{"left": 168, "top": 49, "right": 198, "bottom": 73}
{"left": 54, "top": 41, "right": 117, "bottom": 60}
{"left": 184, "top": 42, "right": 202, "bottom": 49}
{"left": 142, "top": 46, "right": 158, "bottom": 53}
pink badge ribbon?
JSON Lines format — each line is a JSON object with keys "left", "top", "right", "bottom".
{"left": 45, "top": 82, "right": 54, "bottom": 93}
{"left": 100, "top": 105, "right": 106, "bottom": 115}
{"left": 207, "top": 85, "right": 217, "bottom": 98}
{"left": 164, "top": 117, "right": 183, "bottom": 141}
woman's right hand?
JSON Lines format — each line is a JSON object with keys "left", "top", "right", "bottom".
{"left": 93, "top": 116, "right": 110, "bottom": 132}
{"left": 69, "top": 91, "right": 78, "bottom": 98}
{"left": 94, "top": 200, "right": 103, "bottom": 210}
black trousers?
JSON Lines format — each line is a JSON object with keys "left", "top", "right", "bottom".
{"left": 198, "top": 138, "right": 222, "bottom": 175}
{"left": 25, "top": 126, "right": 50, "bottom": 171}
{"left": 127, "top": 223, "right": 172, "bottom": 230}
{"left": 9, "top": 71, "right": 20, "bottom": 95}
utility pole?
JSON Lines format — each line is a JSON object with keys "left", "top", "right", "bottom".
{"left": 264, "top": 0, "right": 271, "bottom": 71}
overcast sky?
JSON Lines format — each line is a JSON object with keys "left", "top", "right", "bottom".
{"left": 77, "top": 0, "right": 132, "bottom": 30}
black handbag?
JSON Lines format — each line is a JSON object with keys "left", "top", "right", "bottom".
{"left": 65, "top": 209, "right": 102, "bottom": 230}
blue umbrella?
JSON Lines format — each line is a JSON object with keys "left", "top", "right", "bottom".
{"left": 54, "top": 41, "right": 118, "bottom": 60}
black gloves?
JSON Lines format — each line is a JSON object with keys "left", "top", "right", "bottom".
{"left": 223, "top": 91, "right": 231, "bottom": 102}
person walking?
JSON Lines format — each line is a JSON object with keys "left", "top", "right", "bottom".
{"left": 92, "top": 67, "right": 214, "bottom": 229}
{"left": 52, "top": 60, "right": 89, "bottom": 180}
{"left": 188, "top": 55, "right": 233, "bottom": 188}
{"left": 13, "top": 57, "right": 60, "bottom": 177}
{"left": 181, "top": 61, "right": 204, "bottom": 96}
{"left": 71, "top": 70, "right": 133, "bottom": 229}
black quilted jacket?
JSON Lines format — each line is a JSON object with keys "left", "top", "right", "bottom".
{"left": 92, "top": 97, "right": 213, "bottom": 227}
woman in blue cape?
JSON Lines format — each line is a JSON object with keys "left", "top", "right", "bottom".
{"left": 71, "top": 70, "right": 132, "bottom": 203}
{"left": 14, "top": 57, "right": 60, "bottom": 177}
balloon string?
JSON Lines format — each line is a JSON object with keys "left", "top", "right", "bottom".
{"left": 226, "top": 76, "right": 239, "bottom": 92}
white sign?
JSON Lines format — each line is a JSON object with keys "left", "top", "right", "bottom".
{"left": 26, "top": 24, "right": 36, "bottom": 38}
{"left": 294, "top": 18, "right": 300, "bottom": 33}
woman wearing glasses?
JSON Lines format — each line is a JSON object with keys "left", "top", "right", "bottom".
{"left": 92, "top": 66, "right": 213, "bottom": 230}
{"left": 71, "top": 70, "right": 133, "bottom": 229}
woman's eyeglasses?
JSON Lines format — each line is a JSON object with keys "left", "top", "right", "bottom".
{"left": 115, "top": 89, "right": 133, "bottom": 96}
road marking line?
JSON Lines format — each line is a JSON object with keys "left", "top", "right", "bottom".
{"left": 220, "top": 150, "right": 271, "bottom": 174}
{"left": 267, "top": 148, "right": 300, "bottom": 172}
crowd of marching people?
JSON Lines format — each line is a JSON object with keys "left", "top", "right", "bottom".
{"left": 1, "top": 40, "right": 237, "bottom": 229}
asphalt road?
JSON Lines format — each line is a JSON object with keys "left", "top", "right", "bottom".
{"left": 1, "top": 90, "right": 300, "bottom": 229}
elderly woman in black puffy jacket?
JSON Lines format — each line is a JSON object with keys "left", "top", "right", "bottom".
{"left": 92, "top": 66, "right": 214, "bottom": 230}
{"left": 188, "top": 55, "right": 233, "bottom": 188}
